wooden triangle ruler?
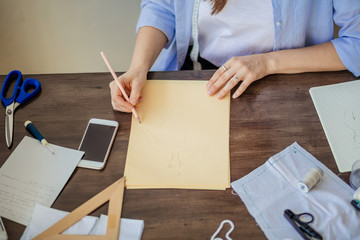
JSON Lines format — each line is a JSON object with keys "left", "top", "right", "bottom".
{"left": 33, "top": 177, "right": 125, "bottom": 240}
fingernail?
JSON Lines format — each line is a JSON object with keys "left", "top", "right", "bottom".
{"left": 206, "top": 83, "right": 211, "bottom": 90}
{"left": 208, "top": 89, "right": 214, "bottom": 95}
{"left": 218, "top": 89, "right": 228, "bottom": 99}
{"left": 130, "top": 98, "right": 137, "bottom": 105}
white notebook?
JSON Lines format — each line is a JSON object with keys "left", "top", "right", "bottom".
{"left": 309, "top": 80, "right": 360, "bottom": 172}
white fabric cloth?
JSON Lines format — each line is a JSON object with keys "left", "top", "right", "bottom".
{"left": 198, "top": 0, "right": 274, "bottom": 66}
{"left": 20, "top": 204, "right": 144, "bottom": 240}
{"left": 231, "top": 142, "right": 360, "bottom": 240}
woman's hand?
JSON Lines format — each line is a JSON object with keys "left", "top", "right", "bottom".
{"left": 109, "top": 68, "right": 147, "bottom": 112}
{"left": 109, "top": 26, "right": 168, "bottom": 112}
{"left": 206, "top": 42, "right": 346, "bottom": 99}
{"left": 206, "top": 53, "right": 271, "bottom": 99}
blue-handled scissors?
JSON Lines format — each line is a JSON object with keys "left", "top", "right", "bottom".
{"left": 1, "top": 70, "right": 41, "bottom": 147}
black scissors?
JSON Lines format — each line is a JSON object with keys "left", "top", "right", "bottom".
{"left": 284, "top": 209, "right": 322, "bottom": 240}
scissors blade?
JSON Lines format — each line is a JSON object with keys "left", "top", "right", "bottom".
{"left": 5, "top": 106, "right": 14, "bottom": 147}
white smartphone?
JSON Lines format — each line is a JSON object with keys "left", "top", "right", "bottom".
{"left": 78, "top": 118, "right": 119, "bottom": 170}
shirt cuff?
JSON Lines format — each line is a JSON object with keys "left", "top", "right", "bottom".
{"left": 332, "top": 37, "right": 360, "bottom": 77}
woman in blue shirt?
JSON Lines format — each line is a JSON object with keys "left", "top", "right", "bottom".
{"left": 110, "top": 0, "right": 360, "bottom": 113}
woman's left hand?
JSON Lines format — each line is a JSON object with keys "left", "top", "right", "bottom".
{"left": 206, "top": 53, "right": 272, "bottom": 99}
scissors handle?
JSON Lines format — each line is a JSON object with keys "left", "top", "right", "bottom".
{"left": 16, "top": 78, "right": 41, "bottom": 104}
{"left": 284, "top": 209, "right": 322, "bottom": 240}
{"left": 1, "top": 70, "right": 22, "bottom": 107}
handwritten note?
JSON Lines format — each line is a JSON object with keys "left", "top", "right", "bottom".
{"left": 0, "top": 136, "right": 84, "bottom": 225}
{"left": 310, "top": 80, "right": 360, "bottom": 172}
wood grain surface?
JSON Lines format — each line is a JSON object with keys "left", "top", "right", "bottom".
{"left": 0, "top": 70, "right": 358, "bottom": 239}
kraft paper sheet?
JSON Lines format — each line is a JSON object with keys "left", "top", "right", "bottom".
{"left": 124, "top": 80, "right": 230, "bottom": 190}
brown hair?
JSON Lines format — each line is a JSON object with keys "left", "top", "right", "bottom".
{"left": 209, "top": 0, "right": 228, "bottom": 15}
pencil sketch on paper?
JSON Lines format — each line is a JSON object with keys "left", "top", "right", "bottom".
{"left": 152, "top": 152, "right": 183, "bottom": 178}
{"left": 343, "top": 108, "right": 360, "bottom": 149}
{"left": 124, "top": 80, "right": 230, "bottom": 189}
{"left": 140, "top": 126, "right": 199, "bottom": 179}
{"left": 310, "top": 81, "right": 360, "bottom": 172}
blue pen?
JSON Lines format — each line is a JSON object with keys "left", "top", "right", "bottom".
{"left": 25, "top": 120, "right": 55, "bottom": 154}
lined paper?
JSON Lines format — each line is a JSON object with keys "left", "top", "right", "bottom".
{"left": 0, "top": 136, "right": 84, "bottom": 225}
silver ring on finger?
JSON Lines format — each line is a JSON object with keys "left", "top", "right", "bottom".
{"left": 221, "top": 64, "right": 228, "bottom": 71}
{"left": 231, "top": 76, "right": 240, "bottom": 83}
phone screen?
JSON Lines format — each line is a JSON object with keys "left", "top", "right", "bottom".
{"left": 79, "top": 123, "right": 117, "bottom": 162}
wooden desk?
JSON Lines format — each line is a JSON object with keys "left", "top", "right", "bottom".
{"left": 0, "top": 70, "right": 358, "bottom": 239}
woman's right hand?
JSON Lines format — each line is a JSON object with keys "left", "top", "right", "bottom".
{"left": 110, "top": 26, "right": 168, "bottom": 113}
{"left": 109, "top": 68, "right": 147, "bottom": 112}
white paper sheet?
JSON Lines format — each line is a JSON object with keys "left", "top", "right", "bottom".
{"left": 310, "top": 80, "right": 360, "bottom": 172}
{"left": 21, "top": 204, "right": 144, "bottom": 240}
{"left": 21, "top": 204, "right": 98, "bottom": 239}
{"left": 0, "top": 136, "right": 84, "bottom": 225}
{"left": 231, "top": 142, "right": 360, "bottom": 240}
{"left": 90, "top": 214, "right": 144, "bottom": 240}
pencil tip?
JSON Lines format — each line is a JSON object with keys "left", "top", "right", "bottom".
{"left": 47, "top": 145, "right": 55, "bottom": 154}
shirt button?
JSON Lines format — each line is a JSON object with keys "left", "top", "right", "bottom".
{"left": 276, "top": 21, "right": 282, "bottom": 27}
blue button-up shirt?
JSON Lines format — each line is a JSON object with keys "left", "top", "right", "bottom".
{"left": 137, "top": 0, "right": 360, "bottom": 77}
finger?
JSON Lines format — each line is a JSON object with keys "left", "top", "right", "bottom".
{"left": 111, "top": 96, "right": 133, "bottom": 112}
{"left": 207, "top": 64, "right": 229, "bottom": 90}
{"left": 208, "top": 67, "right": 235, "bottom": 96}
{"left": 109, "top": 81, "right": 134, "bottom": 112}
{"left": 111, "top": 100, "right": 132, "bottom": 113}
{"left": 112, "top": 75, "right": 131, "bottom": 99}
{"left": 232, "top": 78, "right": 251, "bottom": 99}
{"left": 129, "top": 81, "right": 144, "bottom": 106}
{"left": 124, "top": 87, "right": 131, "bottom": 98}
{"left": 217, "top": 75, "right": 241, "bottom": 99}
